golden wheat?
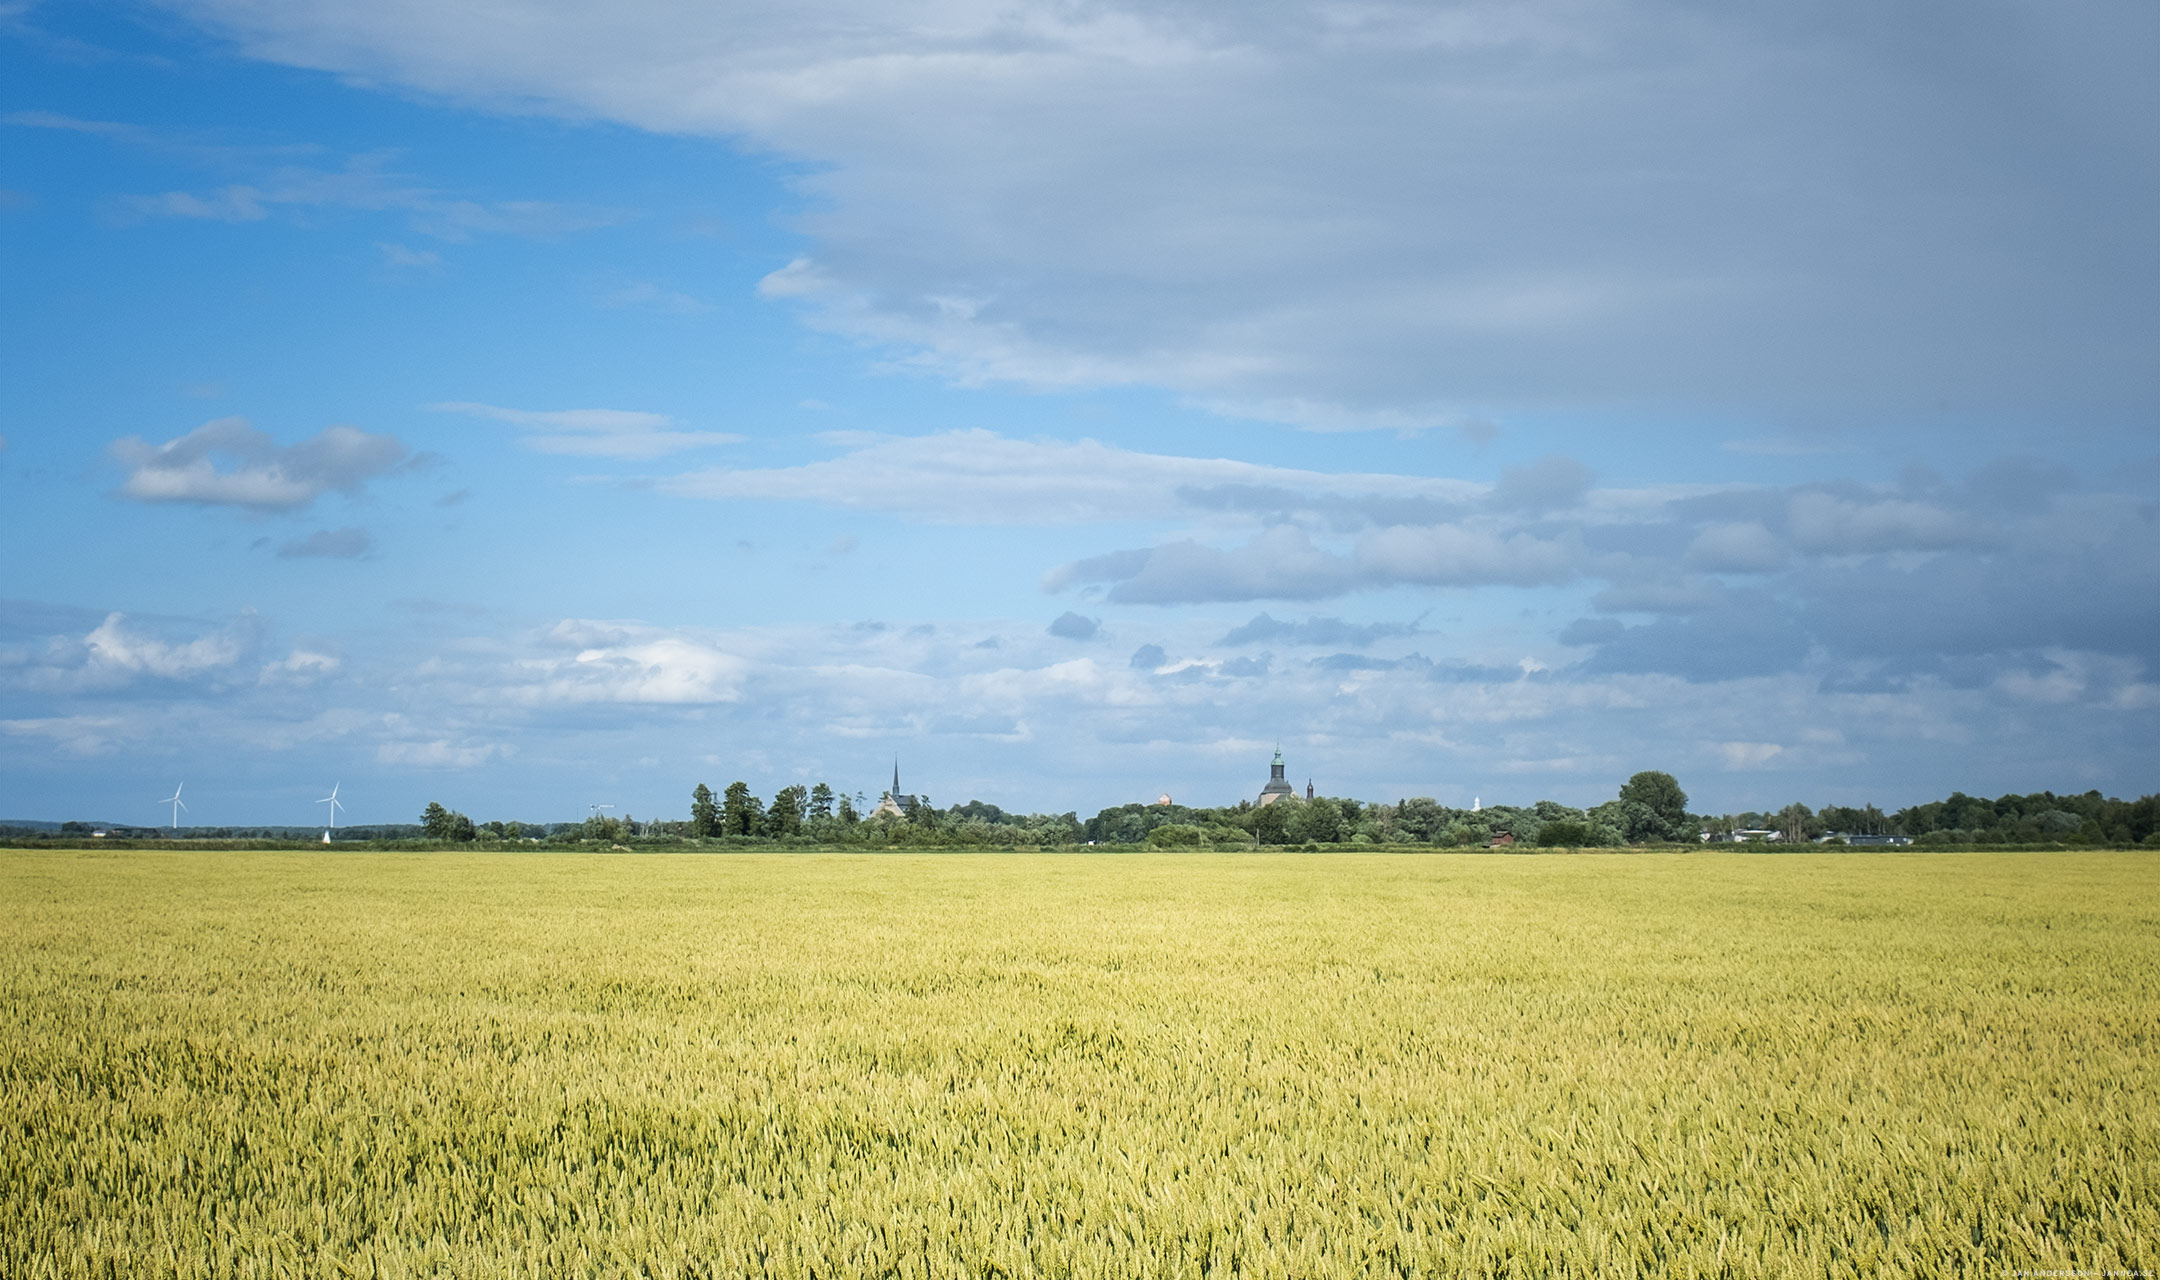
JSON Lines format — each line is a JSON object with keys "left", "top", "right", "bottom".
{"left": 2, "top": 849, "right": 2154, "bottom": 1277}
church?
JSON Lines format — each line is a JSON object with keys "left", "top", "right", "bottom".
{"left": 1257, "top": 748, "right": 1314, "bottom": 806}
{"left": 871, "top": 760, "right": 918, "bottom": 819}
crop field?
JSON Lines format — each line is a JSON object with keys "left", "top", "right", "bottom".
{"left": 1, "top": 850, "right": 2156, "bottom": 1278}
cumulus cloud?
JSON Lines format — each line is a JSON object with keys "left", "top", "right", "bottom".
{"left": 110, "top": 417, "right": 407, "bottom": 510}
{"left": 82, "top": 612, "right": 256, "bottom": 683}
{"left": 430, "top": 401, "right": 742, "bottom": 459}
{"left": 1047, "top": 612, "right": 1100, "bottom": 641}
{"left": 277, "top": 527, "right": 372, "bottom": 559}
{"left": 261, "top": 648, "right": 341, "bottom": 686}
{"left": 1784, "top": 491, "right": 1985, "bottom": 556}
{"left": 150, "top": 0, "right": 2160, "bottom": 431}
{"left": 499, "top": 620, "right": 749, "bottom": 705}
{"left": 0, "top": 612, "right": 263, "bottom": 698}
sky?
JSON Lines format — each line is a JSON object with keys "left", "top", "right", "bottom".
{"left": 2, "top": 0, "right": 2156, "bottom": 828}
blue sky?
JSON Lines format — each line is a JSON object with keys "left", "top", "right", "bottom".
{"left": 3, "top": 0, "right": 2156, "bottom": 827}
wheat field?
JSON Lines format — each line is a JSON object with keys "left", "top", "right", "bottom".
{"left": 1, "top": 849, "right": 2155, "bottom": 1278}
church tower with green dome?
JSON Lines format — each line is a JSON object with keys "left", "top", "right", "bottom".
{"left": 1258, "top": 747, "right": 1298, "bottom": 806}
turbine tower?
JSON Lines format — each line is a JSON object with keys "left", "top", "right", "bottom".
{"left": 317, "top": 783, "right": 344, "bottom": 842}
{"left": 161, "top": 782, "right": 186, "bottom": 830}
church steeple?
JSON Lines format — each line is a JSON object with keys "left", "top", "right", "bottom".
{"left": 893, "top": 758, "right": 901, "bottom": 798}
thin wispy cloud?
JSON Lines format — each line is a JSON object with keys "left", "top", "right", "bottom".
{"left": 658, "top": 430, "right": 1481, "bottom": 525}
{"left": 9, "top": 113, "right": 639, "bottom": 242}
{"left": 429, "top": 402, "right": 742, "bottom": 459}
{"left": 276, "top": 527, "right": 372, "bottom": 559}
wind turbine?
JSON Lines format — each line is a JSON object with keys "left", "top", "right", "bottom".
{"left": 317, "top": 783, "right": 344, "bottom": 843}
{"left": 161, "top": 782, "right": 186, "bottom": 830}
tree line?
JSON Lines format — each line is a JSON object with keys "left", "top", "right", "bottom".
{"left": 375, "top": 774, "right": 2159, "bottom": 850}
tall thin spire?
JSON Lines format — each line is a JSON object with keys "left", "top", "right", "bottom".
{"left": 893, "top": 758, "right": 901, "bottom": 797}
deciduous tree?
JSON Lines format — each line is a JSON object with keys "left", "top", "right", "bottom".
{"left": 690, "top": 783, "right": 719, "bottom": 838}
{"left": 1616, "top": 771, "right": 1690, "bottom": 843}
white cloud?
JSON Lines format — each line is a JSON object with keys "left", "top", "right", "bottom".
{"left": 659, "top": 429, "right": 1479, "bottom": 524}
{"left": 430, "top": 401, "right": 742, "bottom": 459}
{"left": 1715, "top": 741, "right": 1784, "bottom": 769}
{"left": 261, "top": 649, "right": 342, "bottom": 687}
{"left": 110, "top": 417, "right": 408, "bottom": 510}
{"left": 376, "top": 739, "right": 513, "bottom": 768}
{"left": 496, "top": 621, "right": 749, "bottom": 706}
{"left": 82, "top": 613, "right": 254, "bottom": 682}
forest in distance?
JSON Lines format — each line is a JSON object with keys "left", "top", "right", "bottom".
{"left": 14, "top": 774, "right": 2159, "bottom": 851}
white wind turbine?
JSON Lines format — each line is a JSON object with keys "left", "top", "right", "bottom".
{"left": 317, "top": 783, "right": 344, "bottom": 842}
{"left": 161, "top": 782, "right": 187, "bottom": 830}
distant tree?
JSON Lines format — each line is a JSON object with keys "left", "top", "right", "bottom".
{"left": 838, "top": 795, "right": 858, "bottom": 825}
{"left": 808, "top": 783, "right": 835, "bottom": 821}
{"left": 1617, "top": 771, "right": 1690, "bottom": 843}
{"left": 422, "top": 802, "right": 454, "bottom": 840}
{"left": 767, "top": 785, "right": 806, "bottom": 837}
{"left": 504, "top": 820, "right": 524, "bottom": 840}
{"left": 722, "top": 782, "right": 761, "bottom": 837}
{"left": 690, "top": 783, "right": 720, "bottom": 838}
{"left": 1393, "top": 797, "right": 1450, "bottom": 843}
{"left": 1288, "top": 796, "right": 1345, "bottom": 844}
{"left": 1537, "top": 818, "right": 1593, "bottom": 847}
{"left": 1775, "top": 803, "right": 1815, "bottom": 844}
{"left": 1249, "top": 801, "right": 1292, "bottom": 846}
{"left": 908, "top": 794, "right": 937, "bottom": 828}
